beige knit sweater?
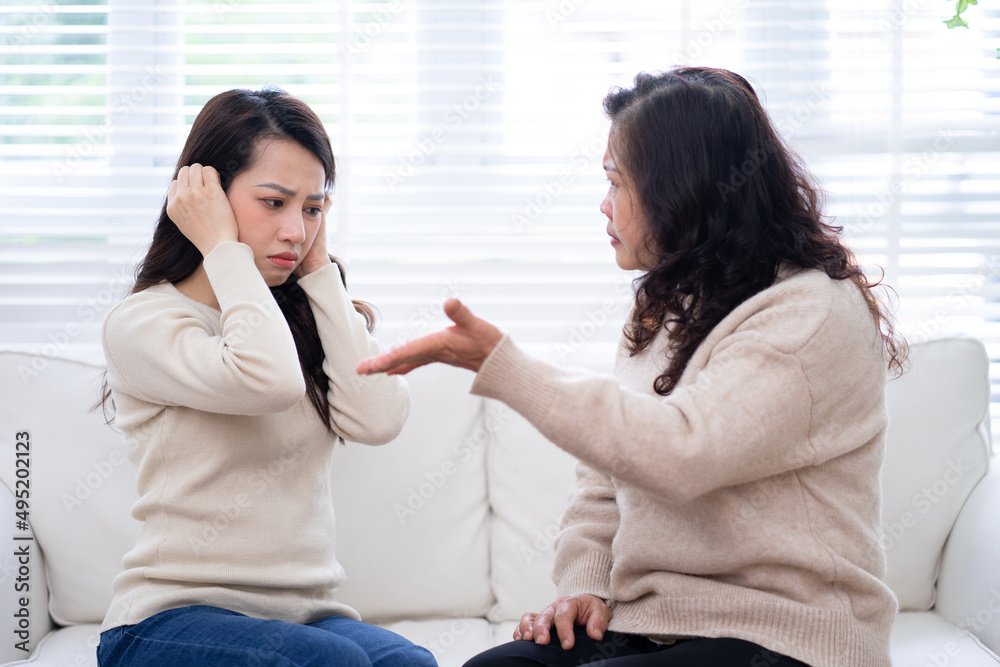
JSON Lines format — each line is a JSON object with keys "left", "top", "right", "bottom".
{"left": 100, "top": 241, "right": 409, "bottom": 632}
{"left": 471, "top": 267, "right": 896, "bottom": 667}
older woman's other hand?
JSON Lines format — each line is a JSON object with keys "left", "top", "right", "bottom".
{"left": 514, "top": 594, "right": 612, "bottom": 650}
{"left": 356, "top": 299, "right": 503, "bottom": 376}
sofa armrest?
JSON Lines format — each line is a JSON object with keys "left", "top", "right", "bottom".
{"left": 936, "top": 461, "right": 1000, "bottom": 656}
{"left": 0, "top": 478, "right": 54, "bottom": 663}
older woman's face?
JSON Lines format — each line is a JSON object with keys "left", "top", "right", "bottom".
{"left": 600, "top": 147, "right": 655, "bottom": 271}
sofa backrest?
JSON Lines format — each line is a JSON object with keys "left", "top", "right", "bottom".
{"left": 879, "top": 337, "right": 992, "bottom": 610}
{"left": 0, "top": 351, "right": 141, "bottom": 629}
{"left": 0, "top": 351, "right": 503, "bottom": 628}
{"left": 329, "top": 363, "right": 494, "bottom": 621}
{"left": 0, "top": 336, "right": 992, "bottom": 635}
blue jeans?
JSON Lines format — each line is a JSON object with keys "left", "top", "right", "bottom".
{"left": 97, "top": 605, "right": 438, "bottom": 667}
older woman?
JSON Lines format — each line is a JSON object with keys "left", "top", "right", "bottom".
{"left": 358, "top": 67, "right": 905, "bottom": 667}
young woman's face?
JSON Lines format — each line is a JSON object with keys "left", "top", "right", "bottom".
{"left": 600, "top": 146, "right": 655, "bottom": 271}
{"left": 226, "top": 139, "right": 326, "bottom": 286}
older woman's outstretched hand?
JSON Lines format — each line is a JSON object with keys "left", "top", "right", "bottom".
{"left": 356, "top": 299, "right": 503, "bottom": 376}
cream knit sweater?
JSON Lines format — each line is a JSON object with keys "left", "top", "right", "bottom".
{"left": 100, "top": 241, "right": 409, "bottom": 632}
{"left": 471, "top": 267, "right": 896, "bottom": 667}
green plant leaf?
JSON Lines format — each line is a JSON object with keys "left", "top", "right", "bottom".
{"left": 957, "top": 0, "right": 969, "bottom": 13}
{"left": 944, "top": 14, "right": 970, "bottom": 28}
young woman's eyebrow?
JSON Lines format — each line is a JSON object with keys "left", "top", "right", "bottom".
{"left": 254, "top": 182, "right": 325, "bottom": 201}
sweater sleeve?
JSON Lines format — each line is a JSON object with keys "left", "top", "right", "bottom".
{"left": 295, "top": 262, "right": 410, "bottom": 446}
{"left": 471, "top": 332, "right": 826, "bottom": 505}
{"left": 553, "top": 461, "right": 619, "bottom": 602}
{"left": 101, "top": 241, "right": 305, "bottom": 415}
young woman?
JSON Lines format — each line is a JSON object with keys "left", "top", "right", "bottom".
{"left": 358, "top": 68, "right": 906, "bottom": 667}
{"left": 96, "top": 89, "right": 436, "bottom": 667}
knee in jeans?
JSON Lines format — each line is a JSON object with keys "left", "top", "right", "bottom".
{"left": 251, "top": 631, "right": 371, "bottom": 667}
{"left": 301, "top": 644, "right": 371, "bottom": 667}
{"left": 383, "top": 644, "right": 436, "bottom": 667}
{"left": 411, "top": 646, "right": 439, "bottom": 667}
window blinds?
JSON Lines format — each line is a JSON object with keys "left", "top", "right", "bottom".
{"left": 2, "top": 0, "right": 999, "bottom": 430}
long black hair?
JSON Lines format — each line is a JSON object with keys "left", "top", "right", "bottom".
{"left": 97, "top": 88, "right": 373, "bottom": 431}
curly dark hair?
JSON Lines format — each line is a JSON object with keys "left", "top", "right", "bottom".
{"left": 605, "top": 68, "right": 906, "bottom": 395}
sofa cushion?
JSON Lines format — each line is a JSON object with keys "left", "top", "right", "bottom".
{"left": 484, "top": 343, "right": 619, "bottom": 622}
{"left": 890, "top": 611, "right": 1000, "bottom": 665}
{"left": 380, "top": 617, "right": 496, "bottom": 667}
{"left": 880, "top": 337, "right": 992, "bottom": 610}
{"left": 331, "top": 363, "right": 494, "bottom": 621}
{"left": 937, "top": 465, "right": 1000, "bottom": 657}
{"left": 2, "top": 624, "right": 101, "bottom": 667}
{"left": 0, "top": 352, "right": 140, "bottom": 626}
{"left": 485, "top": 400, "right": 578, "bottom": 622}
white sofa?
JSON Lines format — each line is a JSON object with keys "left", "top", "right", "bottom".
{"left": 1, "top": 336, "right": 998, "bottom": 667}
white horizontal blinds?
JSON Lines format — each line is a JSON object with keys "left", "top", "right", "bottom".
{"left": 347, "top": 0, "right": 691, "bottom": 351}
{"left": 175, "top": 0, "right": 341, "bottom": 240}
{"left": 0, "top": 0, "right": 343, "bottom": 356}
{"left": 348, "top": 0, "right": 541, "bottom": 346}
{"left": 0, "top": 2, "right": 115, "bottom": 352}
{"left": 3, "top": 1, "right": 1000, "bottom": 426}
{"left": 809, "top": 2, "right": 1000, "bottom": 432}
